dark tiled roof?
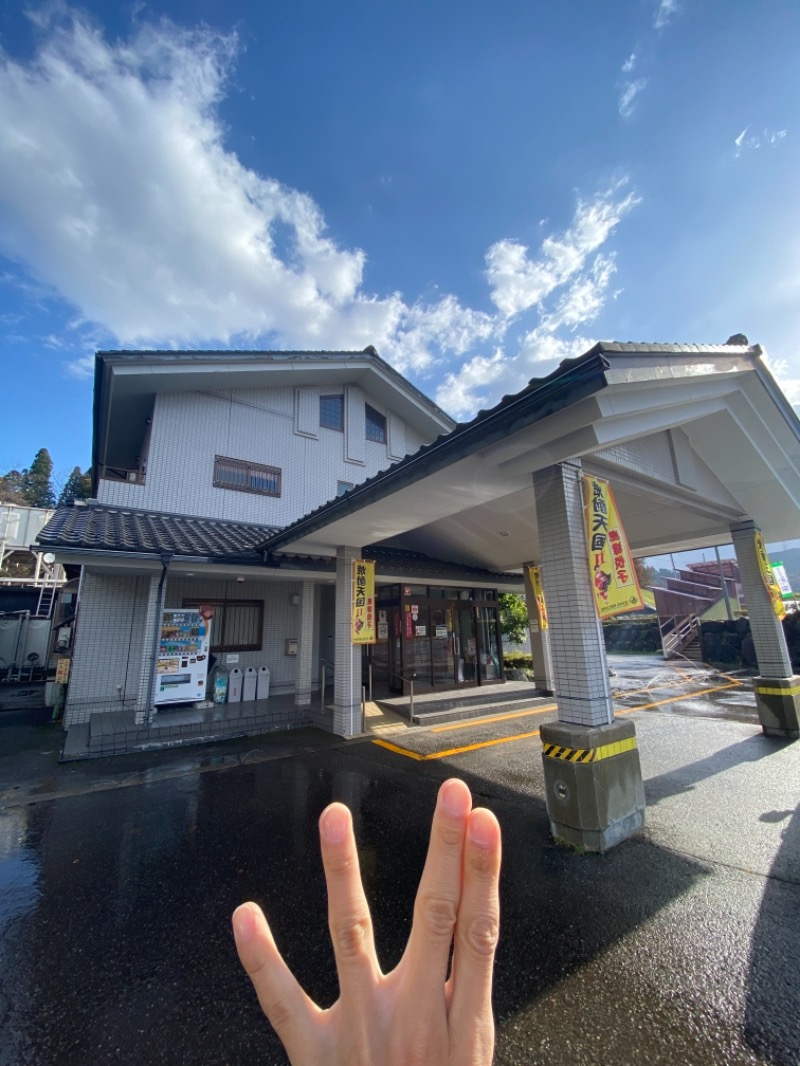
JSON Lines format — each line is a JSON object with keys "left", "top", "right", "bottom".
{"left": 37, "top": 504, "right": 277, "bottom": 562}
{"left": 36, "top": 504, "right": 521, "bottom": 585}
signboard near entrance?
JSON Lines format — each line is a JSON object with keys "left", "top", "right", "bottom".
{"left": 583, "top": 475, "right": 645, "bottom": 620}
{"left": 351, "top": 560, "right": 376, "bottom": 643}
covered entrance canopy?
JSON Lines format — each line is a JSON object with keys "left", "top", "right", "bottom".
{"left": 261, "top": 341, "right": 800, "bottom": 567}
{"left": 259, "top": 338, "right": 800, "bottom": 850}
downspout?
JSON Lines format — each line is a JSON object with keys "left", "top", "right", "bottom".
{"left": 146, "top": 553, "right": 172, "bottom": 724}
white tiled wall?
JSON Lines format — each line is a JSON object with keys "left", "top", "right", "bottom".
{"left": 64, "top": 572, "right": 153, "bottom": 726}
{"left": 64, "top": 572, "right": 324, "bottom": 725}
{"left": 730, "top": 522, "right": 793, "bottom": 678}
{"left": 98, "top": 385, "right": 429, "bottom": 523}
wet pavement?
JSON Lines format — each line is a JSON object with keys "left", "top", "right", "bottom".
{"left": 1, "top": 657, "right": 799, "bottom": 1065}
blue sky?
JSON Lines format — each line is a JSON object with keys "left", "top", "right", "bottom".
{"left": 0, "top": 0, "right": 798, "bottom": 496}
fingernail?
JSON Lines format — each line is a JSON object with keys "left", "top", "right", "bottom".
{"left": 440, "top": 778, "right": 470, "bottom": 819}
{"left": 469, "top": 809, "right": 498, "bottom": 850}
{"left": 233, "top": 904, "right": 255, "bottom": 942}
{"left": 321, "top": 804, "right": 349, "bottom": 844}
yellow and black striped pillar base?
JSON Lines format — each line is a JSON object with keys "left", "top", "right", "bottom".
{"left": 540, "top": 718, "right": 645, "bottom": 852}
{"left": 753, "top": 676, "right": 800, "bottom": 739}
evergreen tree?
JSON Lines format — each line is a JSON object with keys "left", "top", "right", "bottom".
{"left": 58, "top": 465, "right": 93, "bottom": 506}
{"left": 498, "top": 593, "right": 529, "bottom": 645}
{"left": 21, "top": 449, "right": 55, "bottom": 508}
{"left": 0, "top": 469, "right": 27, "bottom": 504}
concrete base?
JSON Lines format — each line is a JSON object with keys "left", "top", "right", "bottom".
{"left": 540, "top": 717, "right": 645, "bottom": 852}
{"left": 753, "top": 676, "right": 800, "bottom": 739}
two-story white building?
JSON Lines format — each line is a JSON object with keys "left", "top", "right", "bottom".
{"left": 39, "top": 338, "right": 800, "bottom": 849}
{"left": 40, "top": 348, "right": 522, "bottom": 752}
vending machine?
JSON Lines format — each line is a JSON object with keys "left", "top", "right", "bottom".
{"left": 153, "top": 608, "right": 211, "bottom": 707}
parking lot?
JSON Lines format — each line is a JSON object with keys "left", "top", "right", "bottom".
{"left": 1, "top": 656, "right": 799, "bottom": 1065}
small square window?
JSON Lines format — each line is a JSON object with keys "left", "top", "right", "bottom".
{"left": 320, "top": 394, "right": 344, "bottom": 431}
{"left": 365, "top": 403, "right": 387, "bottom": 444}
{"left": 337, "top": 480, "right": 354, "bottom": 496}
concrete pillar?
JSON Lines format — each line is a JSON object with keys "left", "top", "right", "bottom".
{"left": 136, "top": 573, "right": 162, "bottom": 722}
{"left": 523, "top": 562, "right": 553, "bottom": 693}
{"left": 333, "top": 545, "right": 363, "bottom": 737}
{"left": 533, "top": 461, "right": 645, "bottom": 851}
{"left": 730, "top": 520, "right": 800, "bottom": 739}
{"left": 294, "top": 580, "right": 316, "bottom": 706}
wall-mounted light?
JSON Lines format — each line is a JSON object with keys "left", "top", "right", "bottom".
{"left": 236, "top": 576, "right": 245, "bottom": 583}
{"left": 289, "top": 593, "right": 300, "bottom": 606}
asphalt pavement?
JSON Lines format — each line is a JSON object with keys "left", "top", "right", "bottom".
{"left": 1, "top": 656, "right": 799, "bottom": 1065}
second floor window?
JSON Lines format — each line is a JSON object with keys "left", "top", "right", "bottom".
{"left": 320, "top": 394, "right": 344, "bottom": 431}
{"left": 213, "top": 456, "right": 281, "bottom": 497}
{"left": 337, "top": 480, "right": 354, "bottom": 496}
{"left": 365, "top": 403, "right": 387, "bottom": 444}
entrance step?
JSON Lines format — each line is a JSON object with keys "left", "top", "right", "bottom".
{"left": 374, "top": 683, "right": 549, "bottom": 727}
{"left": 412, "top": 694, "right": 554, "bottom": 727}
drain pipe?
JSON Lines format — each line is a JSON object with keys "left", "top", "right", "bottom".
{"left": 145, "top": 553, "right": 172, "bottom": 725}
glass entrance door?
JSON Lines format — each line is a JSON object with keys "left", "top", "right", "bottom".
{"left": 475, "top": 606, "right": 501, "bottom": 683}
{"left": 431, "top": 607, "right": 455, "bottom": 685}
{"left": 455, "top": 607, "right": 478, "bottom": 685}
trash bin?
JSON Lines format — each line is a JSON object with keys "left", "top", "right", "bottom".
{"left": 227, "top": 667, "right": 243, "bottom": 703}
{"left": 243, "top": 666, "right": 257, "bottom": 702}
{"left": 257, "top": 666, "right": 270, "bottom": 700}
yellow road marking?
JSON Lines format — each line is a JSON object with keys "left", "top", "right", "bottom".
{"left": 372, "top": 730, "right": 542, "bottom": 761}
{"left": 372, "top": 678, "right": 746, "bottom": 761}
{"left": 615, "top": 679, "right": 742, "bottom": 715}
{"left": 431, "top": 703, "right": 558, "bottom": 733}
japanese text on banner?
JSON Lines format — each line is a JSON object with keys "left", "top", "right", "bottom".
{"left": 583, "top": 475, "right": 645, "bottom": 620}
{"left": 352, "top": 560, "right": 376, "bottom": 643}
{"left": 754, "top": 531, "right": 786, "bottom": 620}
{"left": 526, "top": 566, "right": 548, "bottom": 630}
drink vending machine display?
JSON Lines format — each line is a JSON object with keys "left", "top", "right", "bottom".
{"left": 153, "top": 609, "right": 211, "bottom": 706}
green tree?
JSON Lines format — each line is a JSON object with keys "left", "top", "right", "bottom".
{"left": 0, "top": 469, "right": 26, "bottom": 504}
{"left": 634, "top": 559, "right": 657, "bottom": 588}
{"left": 498, "top": 593, "right": 529, "bottom": 645}
{"left": 20, "top": 449, "right": 55, "bottom": 508}
{"left": 58, "top": 465, "right": 93, "bottom": 506}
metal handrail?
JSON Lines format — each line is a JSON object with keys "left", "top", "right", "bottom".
{"left": 661, "top": 613, "right": 701, "bottom": 658}
{"left": 368, "top": 659, "right": 417, "bottom": 722}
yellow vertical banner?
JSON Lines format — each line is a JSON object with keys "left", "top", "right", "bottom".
{"left": 526, "top": 566, "right": 548, "bottom": 630}
{"left": 753, "top": 530, "right": 785, "bottom": 620}
{"left": 583, "top": 475, "right": 645, "bottom": 619}
{"left": 352, "top": 559, "right": 376, "bottom": 643}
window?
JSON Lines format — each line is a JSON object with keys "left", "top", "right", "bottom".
{"left": 213, "top": 456, "right": 281, "bottom": 497}
{"left": 337, "top": 480, "right": 354, "bottom": 496}
{"left": 184, "top": 599, "right": 263, "bottom": 652}
{"left": 320, "top": 394, "right": 344, "bottom": 431}
{"left": 365, "top": 403, "right": 387, "bottom": 443}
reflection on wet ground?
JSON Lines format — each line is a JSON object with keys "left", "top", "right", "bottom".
{"left": 0, "top": 654, "right": 798, "bottom": 1065}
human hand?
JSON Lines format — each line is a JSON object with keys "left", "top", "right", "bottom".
{"left": 232, "top": 777, "right": 502, "bottom": 1065}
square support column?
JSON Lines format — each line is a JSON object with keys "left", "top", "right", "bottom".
{"left": 523, "top": 562, "right": 553, "bottom": 693}
{"left": 533, "top": 462, "right": 645, "bottom": 851}
{"left": 333, "top": 546, "right": 363, "bottom": 737}
{"left": 294, "top": 580, "right": 316, "bottom": 706}
{"left": 731, "top": 520, "right": 800, "bottom": 739}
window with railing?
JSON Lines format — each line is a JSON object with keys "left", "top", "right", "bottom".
{"left": 213, "top": 456, "right": 281, "bottom": 497}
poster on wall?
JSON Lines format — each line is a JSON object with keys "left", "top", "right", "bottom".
{"left": 772, "top": 562, "right": 793, "bottom": 599}
{"left": 754, "top": 532, "right": 786, "bottom": 619}
{"left": 351, "top": 560, "right": 376, "bottom": 643}
{"left": 583, "top": 475, "right": 645, "bottom": 620}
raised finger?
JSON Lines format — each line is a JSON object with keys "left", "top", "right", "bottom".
{"left": 319, "top": 803, "right": 380, "bottom": 996}
{"left": 448, "top": 807, "right": 501, "bottom": 1061}
{"left": 402, "top": 778, "right": 472, "bottom": 991}
{"left": 232, "top": 902, "right": 319, "bottom": 1061}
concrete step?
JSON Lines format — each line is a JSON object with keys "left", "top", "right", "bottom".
{"left": 412, "top": 694, "right": 554, "bottom": 727}
{"left": 376, "top": 684, "right": 542, "bottom": 718}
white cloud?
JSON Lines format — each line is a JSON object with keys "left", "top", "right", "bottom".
{"left": 621, "top": 52, "right": 637, "bottom": 74}
{"left": 653, "top": 0, "right": 679, "bottom": 30}
{"left": 0, "top": 7, "right": 638, "bottom": 418}
{"left": 485, "top": 183, "right": 637, "bottom": 318}
{"left": 618, "top": 79, "right": 648, "bottom": 119}
{"left": 734, "top": 126, "right": 788, "bottom": 156}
